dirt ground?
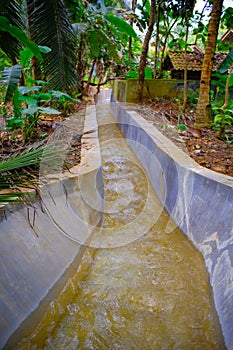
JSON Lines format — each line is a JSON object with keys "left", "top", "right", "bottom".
{"left": 135, "top": 99, "right": 233, "bottom": 178}
{"left": 0, "top": 102, "right": 86, "bottom": 167}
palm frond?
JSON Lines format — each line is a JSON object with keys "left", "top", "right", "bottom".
{"left": 27, "top": 0, "right": 78, "bottom": 92}
{"left": 2, "top": 64, "right": 22, "bottom": 102}
{"left": 0, "top": 142, "right": 59, "bottom": 204}
{"left": 0, "top": 146, "right": 43, "bottom": 173}
{"left": 0, "top": 0, "right": 24, "bottom": 63}
{"left": 0, "top": 192, "right": 26, "bottom": 204}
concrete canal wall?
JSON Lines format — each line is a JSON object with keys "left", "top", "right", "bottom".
{"left": 0, "top": 107, "right": 103, "bottom": 349}
{"left": 113, "top": 79, "right": 200, "bottom": 103}
{"left": 1, "top": 88, "right": 232, "bottom": 349}
{"left": 111, "top": 99, "right": 233, "bottom": 350}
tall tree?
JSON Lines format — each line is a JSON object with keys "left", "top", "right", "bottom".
{"left": 195, "top": 0, "right": 224, "bottom": 128}
{"left": 137, "top": 0, "right": 156, "bottom": 103}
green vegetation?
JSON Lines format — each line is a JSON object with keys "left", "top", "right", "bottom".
{"left": 212, "top": 48, "right": 233, "bottom": 139}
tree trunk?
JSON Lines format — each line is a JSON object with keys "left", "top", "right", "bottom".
{"left": 76, "top": 33, "right": 85, "bottom": 94}
{"left": 195, "top": 0, "right": 224, "bottom": 128}
{"left": 83, "top": 57, "right": 97, "bottom": 96}
{"left": 153, "top": 2, "right": 160, "bottom": 78}
{"left": 218, "top": 64, "right": 233, "bottom": 139}
{"left": 128, "top": 0, "right": 137, "bottom": 60}
{"left": 26, "top": 0, "right": 42, "bottom": 81}
{"left": 158, "top": 18, "right": 177, "bottom": 78}
{"left": 137, "top": 0, "right": 156, "bottom": 103}
{"left": 183, "top": 17, "right": 189, "bottom": 111}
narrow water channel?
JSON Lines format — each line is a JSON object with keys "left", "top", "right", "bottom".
{"left": 16, "top": 104, "right": 225, "bottom": 349}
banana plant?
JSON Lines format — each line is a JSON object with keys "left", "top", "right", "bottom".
{"left": 0, "top": 1, "right": 28, "bottom": 63}
{"left": 218, "top": 48, "right": 233, "bottom": 75}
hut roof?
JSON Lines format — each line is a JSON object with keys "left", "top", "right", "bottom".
{"left": 221, "top": 29, "right": 233, "bottom": 44}
{"left": 164, "top": 51, "right": 227, "bottom": 72}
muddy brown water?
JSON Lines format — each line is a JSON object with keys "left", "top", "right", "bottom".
{"left": 16, "top": 106, "right": 225, "bottom": 349}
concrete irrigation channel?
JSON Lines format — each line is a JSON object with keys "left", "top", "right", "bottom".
{"left": 0, "top": 89, "right": 232, "bottom": 349}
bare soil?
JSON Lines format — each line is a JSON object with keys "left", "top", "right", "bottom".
{"left": 135, "top": 99, "right": 233, "bottom": 178}
{"left": 0, "top": 101, "right": 87, "bottom": 167}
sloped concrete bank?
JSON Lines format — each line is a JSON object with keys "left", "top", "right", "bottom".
{"left": 111, "top": 100, "right": 233, "bottom": 350}
{"left": 0, "top": 107, "right": 103, "bottom": 349}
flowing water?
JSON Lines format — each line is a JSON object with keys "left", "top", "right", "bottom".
{"left": 16, "top": 104, "right": 225, "bottom": 349}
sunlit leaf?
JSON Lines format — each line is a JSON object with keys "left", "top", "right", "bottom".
{"left": 18, "top": 86, "right": 42, "bottom": 95}
{"left": 21, "top": 105, "right": 39, "bottom": 115}
{"left": 38, "top": 107, "right": 61, "bottom": 114}
{"left": 145, "top": 0, "right": 151, "bottom": 13}
{"left": 105, "top": 14, "right": 137, "bottom": 38}
{"left": 125, "top": 71, "right": 138, "bottom": 79}
{"left": 38, "top": 45, "right": 52, "bottom": 53}
{"left": 20, "top": 48, "right": 33, "bottom": 67}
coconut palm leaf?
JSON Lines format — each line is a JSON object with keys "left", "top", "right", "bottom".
{"left": 0, "top": 192, "right": 27, "bottom": 204}
{"left": 2, "top": 64, "right": 22, "bottom": 102}
{"left": 0, "top": 16, "right": 43, "bottom": 62}
{"left": 27, "top": 0, "right": 78, "bottom": 92}
{"left": 0, "top": 146, "right": 44, "bottom": 173}
{"left": 0, "top": 142, "right": 59, "bottom": 204}
{"left": 0, "top": 0, "right": 24, "bottom": 63}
